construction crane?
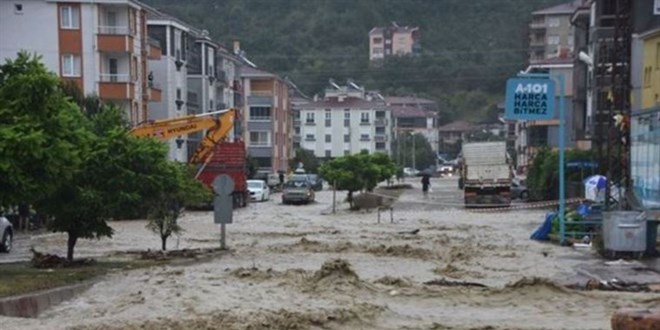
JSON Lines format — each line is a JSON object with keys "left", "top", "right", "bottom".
{"left": 130, "top": 108, "right": 236, "bottom": 165}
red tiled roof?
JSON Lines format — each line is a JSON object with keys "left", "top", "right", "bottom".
{"left": 437, "top": 120, "right": 475, "bottom": 132}
{"left": 385, "top": 96, "right": 436, "bottom": 105}
{"left": 533, "top": 1, "right": 583, "bottom": 15}
{"left": 389, "top": 106, "right": 436, "bottom": 118}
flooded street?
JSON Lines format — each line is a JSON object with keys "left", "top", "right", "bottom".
{"left": 1, "top": 178, "right": 659, "bottom": 329}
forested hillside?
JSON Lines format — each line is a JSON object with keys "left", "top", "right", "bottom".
{"left": 144, "top": 0, "right": 566, "bottom": 122}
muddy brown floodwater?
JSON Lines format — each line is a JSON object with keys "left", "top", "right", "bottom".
{"left": 1, "top": 178, "right": 658, "bottom": 329}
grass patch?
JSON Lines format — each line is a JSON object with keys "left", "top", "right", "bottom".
{"left": 0, "top": 259, "right": 164, "bottom": 298}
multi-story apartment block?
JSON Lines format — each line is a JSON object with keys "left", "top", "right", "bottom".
{"left": 529, "top": 1, "right": 584, "bottom": 63}
{"left": 240, "top": 66, "right": 291, "bottom": 173}
{"left": 384, "top": 96, "right": 439, "bottom": 154}
{"left": 146, "top": 11, "right": 190, "bottom": 161}
{"left": 0, "top": 0, "right": 161, "bottom": 124}
{"left": 293, "top": 81, "right": 392, "bottom": 158}
{"left": 369, "top": 22, "right": 420, "bottom": 61}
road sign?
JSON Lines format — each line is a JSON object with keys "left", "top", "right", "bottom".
{"left": 213, "top": 195, "right": 233, "bottom": 224}
{"left": 213, "top": 174, "right": 235, "bottom": 196}
{"left": 505, "top": 78, "right": 555, "bottom": 120}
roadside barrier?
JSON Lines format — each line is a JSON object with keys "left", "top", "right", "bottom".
{"left": 354, "top": 190, "right": 584, "bottom": 214}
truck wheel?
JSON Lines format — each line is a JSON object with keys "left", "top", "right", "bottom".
{"left": 1, "top": 230, "right": 12, "bottom": 253}
{"left": 458, "top": 178, "right": 464, "bottom": 190}
{"left": 520, "top": 191, "right": 529, "bottom": 201}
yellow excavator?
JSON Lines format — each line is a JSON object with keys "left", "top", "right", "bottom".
{"left": 130, "top": 108, "right": 249, "bottom": 207}
{"left": 130, "top": 108, "right": 236, "bottom": 165}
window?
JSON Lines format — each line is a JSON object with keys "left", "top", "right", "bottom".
{"left": 294, "top": 127, "right": 301, "bottom": 135}
{"left": 305, "top": 134, "right": 315, "bottom": 141}
{"left": 249, "top": 107, "right": 271, "bottom": 120}
{"left": 372, "top": 37, "right": 383, "bottom": 44}
{"left": 293, "top": 142, "right": 300, "bottom": 149}
{"left": 644, "top": 67, "right": 653, "bottom": 88}
{"left": 209, "top": 100, "right": 214, "bottom": 110}
{"left": 360, "top": 112, "right": 370, "bottom": 124}
{"left": 360, "top": 134, "right": 370, "bottom": 141}
{"left": 61, "top": 54, "right": 81, "bottom": 77}
{"left": 372, "top": 47, "right": 383, "bottom": 55}
{"left": 344, "top": 109, "right": 350, "bottom": 119}
{"left": 249, "top": 131, "right": 270, "bottom": 146}
{"left": 14, "top": 4, "right": 23, "bottom": 14}
{"left": 376, "top": 142, "right": 386, "bottom": 150}
{"left": 547, "top": 35, "right": 560, "bottom": 45}
{"left": 325, "top": 150, "right": 332, "bottom": 158}
{"left": 344, "top": 134, "right": 350, "bottom": 142}
{"left": 325, "top": 134, "right": 331, "bottom": 143}
{"left": 176, "top": 88, "right": 182, "bottom": 100}
{"left": 306, "top": 112, "right": 315, "bottom": 124}
{"left": 60, "top": 6, "right": 79, "bottom": 29}
{"left": 548, "top": 17, "right": 560, "bottom": 27}
{"left": 376, "top": 127, "right": 385, "bottom": 134}
{"left": 376, "top": 110, "right": 385, "bottom": 118}
{"left": 293, "top": 111, "right": 301, "bottom": 119}
{"left": 325, "top": 109, "right": 331, "bottom": 126}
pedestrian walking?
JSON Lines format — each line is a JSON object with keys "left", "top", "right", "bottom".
{"left": 421, "top": 174, "right": 431, "bottom": 196}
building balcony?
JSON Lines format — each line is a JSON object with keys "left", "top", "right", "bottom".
{"left": 360, "top": 121, "right": 371, "bottom": 126}
{"left": 374, "top": 118, "right": 388, "bottom": 126}
{"left": 99, "top": 74, "right": 134, "bottom": 100}
{"left": 147, "top": 81, "right": 162, "bottom": 102}
{"left": 148, "top": 39, "right": 162, "bottom": 60}
{"left": 247, "top": 95, "right": 273, "bottom": 106}
{"left": 293, "top": 119, "right": 301, "bottom": 126}
{"left": 529, "top": 22, "right": 546, "bottom": 30}
{"left": 97, "top": 26, "right": 134, "bottom": 53}
{"left": 375, "top": 134, "right": 388, "bottom": 142}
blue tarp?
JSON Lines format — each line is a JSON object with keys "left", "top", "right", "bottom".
{"left": 531, "top": 212, "right": 556, "bottom": 241}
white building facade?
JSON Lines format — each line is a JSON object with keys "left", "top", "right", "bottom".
{"left": 295, "top": 86, "right": 392, "bottom": 158}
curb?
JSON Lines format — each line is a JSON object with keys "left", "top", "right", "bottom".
{"left": 0, "top": 280, "right": 95, "bottom": 318}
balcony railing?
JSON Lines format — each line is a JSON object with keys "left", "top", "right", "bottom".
{"left": 374, "top": 118, "right": 387, "bottom": 126}
{"left": 98, "top": 25, "right": 130, "bottom": 35}
{"left": 99, "top": 73, "right": 130, "bottom": 83}
{"left": 249, "top": 141, "right": 271, "bottom": 147}
{"left": 375, "top": 134, "right": 388, "bottom": 142}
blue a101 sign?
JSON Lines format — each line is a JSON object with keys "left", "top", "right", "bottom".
{"left": 505, "top": 78, "right": 555, "bottom": 120}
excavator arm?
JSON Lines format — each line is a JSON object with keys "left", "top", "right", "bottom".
{"left": 130, "top": 108, "right": 236, "bottom": 164}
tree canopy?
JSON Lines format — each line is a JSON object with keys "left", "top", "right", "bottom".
{"left": 144, "top": 0, "right": 566, "bottom": 123}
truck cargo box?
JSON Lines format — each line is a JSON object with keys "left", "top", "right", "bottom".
{"left": 196, "top": 141, "right": 249, "bottom": 208}
{"left": 462, "top": 142, "right": 507, "bottom": 166}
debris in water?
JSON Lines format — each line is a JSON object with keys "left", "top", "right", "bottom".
{"left": 423, "top": 278, "right": 487, "bottom": 288}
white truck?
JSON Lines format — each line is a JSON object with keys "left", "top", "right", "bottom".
{"left": 459, "top": 142, "right": 512, "bottom": 207}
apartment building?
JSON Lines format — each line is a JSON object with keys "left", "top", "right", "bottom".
{"left": 0, "top": 0, "right": 160, "bottom": 124}
{"left": 529, "top": 1, "right": 584, "bottom": 63}
{"left": 369, "top": 22, "right": 420, "bottom": 61}
{"left": 293, "top": 81, "right": 392, "bottom": 158}
{"left": 240, "top": 66, "right": 291, "bottom": 173}
{"left": 390, "top": 107, "right": 439, "bottom": 154}
{"left": 385, "top": 96, "right": 437, "bottom": 112}
{"left": 146, "top": 11, "right": 190, "bottom": 161}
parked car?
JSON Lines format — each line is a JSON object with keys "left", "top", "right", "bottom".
{"left": 403, "top": 167, "right": 419, "bottom": 177}
{"left": 511, "top": 178, "right": 529, "bottom": 200}
{"left": 282, "top": 180, "right": 315, "bottom": 205}
{"left": 0, "top": 214, "right": 13, "bottom": 253}
{"left": 307, "top": 174, "right": 323, "bottom": 191}
{"left": 247, "top": 180, "right": 270, "bottom": 202}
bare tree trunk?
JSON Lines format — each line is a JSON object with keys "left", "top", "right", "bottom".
{"left": 347, "top": 191, "right": 354, "bottom": 208}
{"left": 161, "top": 235, "right": 168, "bottom": 251}
{"left": 67, "top": 233, "right": 78, "bottom": 262}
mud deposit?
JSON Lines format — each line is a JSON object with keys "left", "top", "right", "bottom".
{"left": 2, "top": 178, "right": 659, "bottom": 330}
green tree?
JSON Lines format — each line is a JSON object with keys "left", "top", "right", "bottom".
{"left": 392, "top": 133, "right": 436, "bottom": 171}
{"left": 40, "top": 105, "right": 174, "bottom": 261}
{"left": 146, "top": 163, "right": 211, "bottom": 251}
{"left": 0, "top": 52, "right": 89, "bottom": 207}
{"left": 289, "top": 148, "right": 320, "bottom": 173}
{"left": 319, "top": 151, "right": 397, "bottom": 207}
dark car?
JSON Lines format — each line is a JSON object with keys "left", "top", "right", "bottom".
{"left": 511, "top": 178, "right": 529, "bottom": 200}
{"left": 282, "top": 180, "right": 315, "bottom": 205}
{"left": 307, "top": 174, "right": 323, "bottom": 191}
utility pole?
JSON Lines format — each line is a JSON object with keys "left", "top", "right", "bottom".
{"left": 412, "top": 132, "right": 416, "bottom": 170}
